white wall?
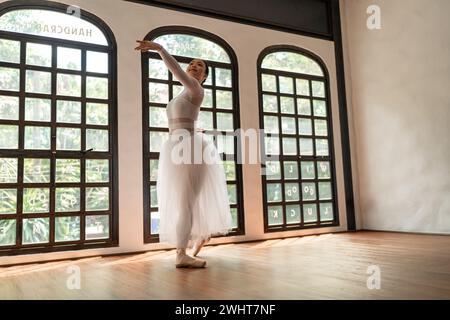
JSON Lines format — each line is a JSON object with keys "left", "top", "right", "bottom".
{"left": 341, "top": 0, "right": 450, "bottom": 233}
{"left": 0, "top": 0, "right": 350, "bottom": 265}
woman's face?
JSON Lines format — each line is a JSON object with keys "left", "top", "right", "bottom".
{"left": 186, "top": 59, "right": 207, "bottom": 84}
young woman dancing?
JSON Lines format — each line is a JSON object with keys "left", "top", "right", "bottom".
{"left": 135, "top": 40, "right": 233, "bottom": 268}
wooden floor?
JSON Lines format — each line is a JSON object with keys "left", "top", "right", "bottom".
{"left": 0, "top": 231, "right": 449, "bottom": 299}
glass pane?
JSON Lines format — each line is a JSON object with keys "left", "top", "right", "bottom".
{"left": 0, "top": 67, "right": 20, "bottom": 91}
{"left": 55, "top": 188, "right": 80, "bottom": 212}
{"left": 282, "top": 137, "right": 297, "bottom": 155}
{"left": 23, "top": 188, "right": 50, "bottom": 213}
{"left": 314, "top": 119, "right": 328, "bottom": 136}
{"left": 198, "top": 111, "right": 213, "bottom": 130}
{"left": 0, "top": 9, "right": 108, "bottom": 45}
{"left": 264, "top": 115, "right": 278, "bottom": 134}
{"left": 149, "top": 82, "right": 168, "bottom": 103}
{"left": 298, "top": 118, "right": 312, "bottom": 135}
{"left": 26, "top": 42, "right": 51, "bottom": 67}
{"left": 313, "top": 100, "right": 327, "bottom": 117}
{"left": 150, "top": 185, "right": 158, "bottom": 208}
{"left": 85, "top": 215, "right": 109, "bottom": 240}
{"left": 0, "top": 39, "right": 20, "bottom": 63}
{"left": 26, "top": 70, "right": 51, "bottom": 94}
{"left": 57, "top": 100, "right": 81, "bottom": 123}
{"left": 280, "top": 97, "right": 295, "bottom": 114}
{"left": 316, "top": 139, "right": 329, "bottom": 156}
{"left": 262, "top": 94, "right": 277, "bottom": 113}
{"left": 0, "top": 219, "right": 16, "bottom": 246}
{"left": 267, "top": 183, "right": 282, "bottom": 202}
{"left": 283, "top": 161, "right": 298, "bottom": 180}
{"left": 230, "top": 207, "right": 238, "bottom": 229}
{"left": 0, "top": 189, "right": 17, "bottom": 214}
{"left": 227, "top": 184, "right": 237, "bottom": 205}
{"left": 303, "top": 204, "right": 318, "bottom": 223}
{"left": 312, "top": 81, "right": 325, "bottom": 98}
{"left": 318, "top": 182, "right": 332, "bottom": 200}
{"left": 0, "top": 125, "right": 18, "bottom": 149}
{"left": 262, "top": 51, "right": 323, "bottom": 76}
{"left": 173, "top": 85, "right": 183, "bottom": 97}
{"left": 203, "top": 89, "right": 213, "bottom": 108}
{"left": 153, "top": 34, "right": 230, "bottom": 63}
{"left": 216, "top": 68, "right": 232, "bottom": 87}
{"left": 265, "top": 161, "right": 281, "bottom": 180}
{"left": 301, "top": 161, "right": 315, "bottom": 179}
{"left": 222, "top": 160, "right": 235, "bottom": 180}
{"left": 286, "top": 204, "right": 301, "bottom": 224}
{"left": 216, "top": 112, "right": 234, "bottom": 131}
{"left": 86, "top": 187, "right": 109, "bottom": 211}
{"left": 55, "top": 216, "right": 80, "bottom": 242}
{"left": 279, "top": 76, "right": 293, "bottom": 94}
{"left": 87, "top": 51, "right": 108, "bottom": 73}
{"left": 149, "top": 58, "right": 168, "bottom": 80}
{"left": 268, "top": 205, "right": 283, "bottom": 226}
{"left": 299, "top": 138, "right": 313, "bottom": 156}
{"left": 57, "top": 47, "right": 81, "bottom": 70}
{"left": 149, "top": 159, "right": 159, "bottom": 182}
{"left": 0, "top": 95, "right": 19, "bottom": 120}
{"left": 217, "top": 134, "right": 234, "bottom": 155}
{"left": 23, "top": 158, "right": 50, "bottom": 183}
{"left": 297, "top": 98, "right": 311, "bottom": 115}
{"left": 22, "top": 218, "right": 49, "bottom": 244}
{"left": 285, "top": 183, "right": 299, "bottom": 201}
{"left": 317, "top": 161, "right": 331, "bottom": 179}
{"left": 86, "top": 76, "right": 108, "bottom": 99}
{"left": 302, "top": 182, "right": 316, "bottom": 201}
{"left": 320, "top": 202, "right": 334, "bottom": 222}
{"left": 57, "top": 73, "right": 81, "bottom": 97}
{"left": 0, "top": 158, "right": 17, "bottom": 183}
{"left": 262, "top": 74, "right": 276, "bottom": 92}
{"left": 149, "top": 106, "right": 167, "bottom": 128}
{"left": 216, "top": 90, "right": 233, "bottom": 109}
{"left": 86, "top": 129, "right": 109, "bottom": 152}
{"left": 25, "top": 98, "right": 51, "bottom": 122}
{"left": 296, "top": 79, "right": 309, "bottom": 96}
{"left": 56, "top": 127, "right": 81, "bottom": 150}
{"left": 86, "top": 103, "right": 108, "bottom": 125}
{"left": 151, "top": 211, "right": 160, "bottom": 234}
{"left": 149, "top": 131, "right": 168, "bottom": 152}
{"left": 281, "top": 117, "right": 296, "bottom": 134}
{"left": 264, "top": 136, "right": 279, "bottom": 155}
{"left": 86, "top": 159, "right": 109, "bottom": 183}
{"left": 24, "top": 126, "right": 51, "bottom": 149}
{"left": 56, "top": 159, "right": 80, "bottom": 183}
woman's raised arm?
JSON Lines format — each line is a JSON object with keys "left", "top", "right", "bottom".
{"left": 135, "top": 40, "right": 200, "bottom": 93}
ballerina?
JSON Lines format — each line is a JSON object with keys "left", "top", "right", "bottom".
{"left": 135, "top": 40, "right": 233, "bottom": 268}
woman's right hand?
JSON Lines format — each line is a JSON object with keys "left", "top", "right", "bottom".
{"left": 134, "top": 40, "right": 162, "bottom": 52}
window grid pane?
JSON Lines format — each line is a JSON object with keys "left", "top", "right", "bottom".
{"left": 0, "top": 28, "right": 116, "bottom": 254}
{"left": 260, "top": 50, "right": 337, "bottom": 232}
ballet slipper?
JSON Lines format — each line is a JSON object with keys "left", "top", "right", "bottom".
{"left": 192, "top": 236, "right": 210, "bottom": 257}
{"left": 175, "top": 253, "right": 207, "bottom": 268}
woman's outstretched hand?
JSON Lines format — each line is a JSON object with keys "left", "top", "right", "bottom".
{"left": 135, "top": 40, "right": 162, "bottom": 52}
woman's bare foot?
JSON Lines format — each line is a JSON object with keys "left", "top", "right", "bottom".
{"left": 192, "top": 237, "right": 210, "bottom": 257}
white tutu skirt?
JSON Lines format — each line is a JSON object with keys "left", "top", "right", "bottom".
{"left": 156, "top": 129, "right": 233, "bottom": 249}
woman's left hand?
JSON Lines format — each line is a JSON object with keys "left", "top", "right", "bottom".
{"left": 134, "top": 40, "right": 162, "bottom": 52}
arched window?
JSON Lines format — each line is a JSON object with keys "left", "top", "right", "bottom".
{"left": 258, "top": 46, "right": 339, "bottom": 232}
{"left": 0, "top": 2, "right": 118, "bottom": 255}
{"left": 142, "top": 27, "right": 244, "bottom": 243}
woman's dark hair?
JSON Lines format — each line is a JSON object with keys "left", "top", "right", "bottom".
{"left": 200, "top": 59, "right": 209, "bottom": 85}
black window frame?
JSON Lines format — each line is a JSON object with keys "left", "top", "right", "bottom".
{"left": 257, "top": 45, "right": 340, "bottom": 233}
{"left": 141, "top": 26, "right": 245, "bottom": 243}
{"left": 0, "top": 0, "right": 119, "bottom": 256}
